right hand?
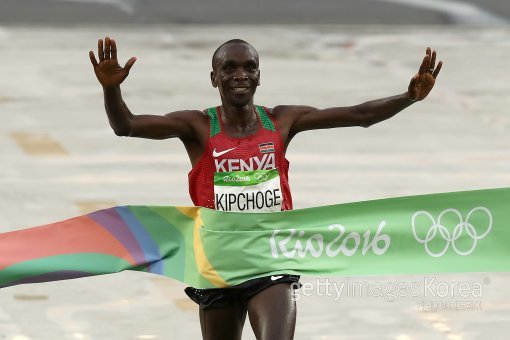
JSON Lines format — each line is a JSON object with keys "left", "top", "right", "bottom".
{"left": 89, "top": 37, "right": 137, "bottom": 88}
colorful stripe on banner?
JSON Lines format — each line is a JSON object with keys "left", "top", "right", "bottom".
{"left": 0, "top": 188, "right": 509, "bottom": 289}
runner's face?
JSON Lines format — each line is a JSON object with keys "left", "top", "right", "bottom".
{"left": 211, "top": 44, "right": 260, "bottom": 107}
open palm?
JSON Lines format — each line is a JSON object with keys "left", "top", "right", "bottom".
{"left": 408, "top": 47, "right": 443, "bottom": 101}
{"left": 89, "top": 37, "right": 136, "bottom": 88}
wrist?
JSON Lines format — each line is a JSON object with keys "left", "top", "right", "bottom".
{"left": 102, "top": 85, "right": 121, "bottom": 94}
{"left": 404, "top": 92, "right": 418, "bottom": 104}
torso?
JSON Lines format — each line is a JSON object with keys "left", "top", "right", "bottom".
{"left": 188, "top": 105, "right": 293, "bottom": 211}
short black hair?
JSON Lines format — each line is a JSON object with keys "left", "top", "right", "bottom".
{"left": 211, "top": 39, "right": 259, "bottom": 70}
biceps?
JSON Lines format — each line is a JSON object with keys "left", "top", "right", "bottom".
{"left": 129, "top": 114, "right": 193, "bottom": 139}
{"left": 291, "top": 106, "right": 364, "bottom": 133}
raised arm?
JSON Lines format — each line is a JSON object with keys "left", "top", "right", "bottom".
{"left": 274, "top": 47, "right": 443, "bottom": 139}
{"left": 89, "top": 37, "right": 203, "bottom": 139}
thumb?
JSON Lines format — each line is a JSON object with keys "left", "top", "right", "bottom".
{"left": 409, "top": 74, "right": 418, "bottom": 89}
{"left": 89, "top": 51, "right": 99, "bottom": 68}
{"left": 124, "top": 57, "right": 137, "bottom": 73}
{"left": 408, "top": 74, "right": 419, "bottom": 101}
{"left": 409, "top": 74, "right": 419, "bottom": 87}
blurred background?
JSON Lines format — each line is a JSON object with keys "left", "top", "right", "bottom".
{"left": 1, "top": 0, "right": 510, "bottom": 25}
{"left": 0, "top": 1, "right": 509, "bottom": 339}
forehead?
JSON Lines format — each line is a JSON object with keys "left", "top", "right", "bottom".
{"left": 214, "top": 44, "right": 258, "bottom": 66}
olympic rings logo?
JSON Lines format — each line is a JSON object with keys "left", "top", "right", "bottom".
{"left": 254, "top": 172, "right": 271, "bottom": 181}
{"left": 411, "top": 207, "right": 492, "bottom": 257}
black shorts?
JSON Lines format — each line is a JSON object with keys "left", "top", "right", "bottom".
{"left": 184, "top": 274, "right": 301, "bottom": 310}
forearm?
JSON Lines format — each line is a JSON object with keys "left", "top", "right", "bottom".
{"left": 354, "top": 92, "right": 415, "bottom": 127}
{"left": 103, "top": 85, "right": 134, "bottom": 136}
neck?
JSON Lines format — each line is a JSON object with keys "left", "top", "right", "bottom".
{"left": 220, "top": 100, "right": 256, "bottom": 130}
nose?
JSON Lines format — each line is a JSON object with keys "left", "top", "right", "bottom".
{"left": 233, "top": 68, "right": 248, "bottom": 82}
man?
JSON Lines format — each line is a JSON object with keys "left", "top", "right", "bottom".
{"left": 89, "top": 37, "right": 441, "bottom": 340}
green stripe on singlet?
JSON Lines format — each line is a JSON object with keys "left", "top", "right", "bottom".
{"left": 207, "top": 107, "right": 221, "bottom": 137}
{"left": 255, "top": 106, "right": 276, "bottom": 132}
{"left": 208, "top": 106, "right": 275, "bottom": 136}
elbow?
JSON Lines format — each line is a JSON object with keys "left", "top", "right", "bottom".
{"left": 358, "top": 115, "right": 375, "bottom": 128}
{"left": 113, "top": 128, "right": 130, "bottom": 137}
{"left": 360, "top": 120, "right": 374, "bottom": 128}
{"left": 111, "top": 124, "right": 132, "bottom": 137}
{"left": 110, "top": 120, "right": 133, "bottom": 137}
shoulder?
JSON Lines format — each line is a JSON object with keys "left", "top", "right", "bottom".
{"left": 263, "top": 105, "right": 315, "bottom": 137}
{"left": 164, "top": 109, "right": 208, "bottom": 122}
{"left": 271, "top": 105, "right": 316, "bottom": 117}
{"left": 165, "top": 109, "right": 208, "bottom": 117}
{"left": 162, "top": 110, "right": 209, "bottom": 137}
{"left": 269, "top": 105, "right": 317, "bottom": 127}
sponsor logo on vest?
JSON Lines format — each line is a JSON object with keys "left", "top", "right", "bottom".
{"left": 412, "top": 207, "right": 492, "bottom": 257}
{"left": 212, "top": 147, "right": 237, "bottom": 158}
{"left": 270, "top": 222, "right": 390, "bottom": 258}
{"left": 215, "top": 153, "right": 276, "bottom": 172}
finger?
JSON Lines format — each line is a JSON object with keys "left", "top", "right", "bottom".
{"left": 425, "top": 47, "right": 432, "bottom": 71}
{"left": 418, "top": 55, "right": 429, "bottom": 75}
{"left": 89, "top": 51, "right": 99, "bottom": 68}
{"left": 124, "top": 57, "right": 137, "bottom": 72}
{"left": 111, "top": 38, "right": 117, "bottom": 60}
{"left": 429, "top": 50, "right": 436, "bottom": 72}
{"left": 104, "top": 36, "right": 111, "bottom": 60}
{"left": 98, "top": 39, "right": 104, "bottom": 62}
{"left": 432, "top": 61, "right": 443, "bottom": 79}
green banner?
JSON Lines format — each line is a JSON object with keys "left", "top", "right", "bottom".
{"left": 198, "top": 187, "right": 510, "bottom": 287}
{"left": 0, "top": 188, "right": 509, "bottom": 289}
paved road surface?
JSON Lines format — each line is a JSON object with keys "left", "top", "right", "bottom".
{"left": 0, "top": 25, "right": 509, "bottom": 339}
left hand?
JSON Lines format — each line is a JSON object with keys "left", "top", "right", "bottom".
{"left": 408, "top": 47, "right": 443, "bottom": 101}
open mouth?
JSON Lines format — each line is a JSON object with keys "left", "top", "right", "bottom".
{"left": 231, "top": 87, "right": 250, "bottom": 94}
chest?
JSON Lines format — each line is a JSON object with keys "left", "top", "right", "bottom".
{"left": 209, "top": 134, "right": 279, "bottom": 173}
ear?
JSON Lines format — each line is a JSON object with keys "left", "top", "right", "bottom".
{"left": 257, "top": 70, "right": 261, "bottom": 86}
{"left": 210, "top": 71, "right": 217, "bottom": 87}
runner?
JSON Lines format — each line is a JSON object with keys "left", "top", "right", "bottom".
{"left": 89, "top": 37, "right": 442, "bottom": 340}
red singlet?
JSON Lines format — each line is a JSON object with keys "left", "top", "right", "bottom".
{"left": 188, "top": 105, "right": 292, "bottom": 212}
